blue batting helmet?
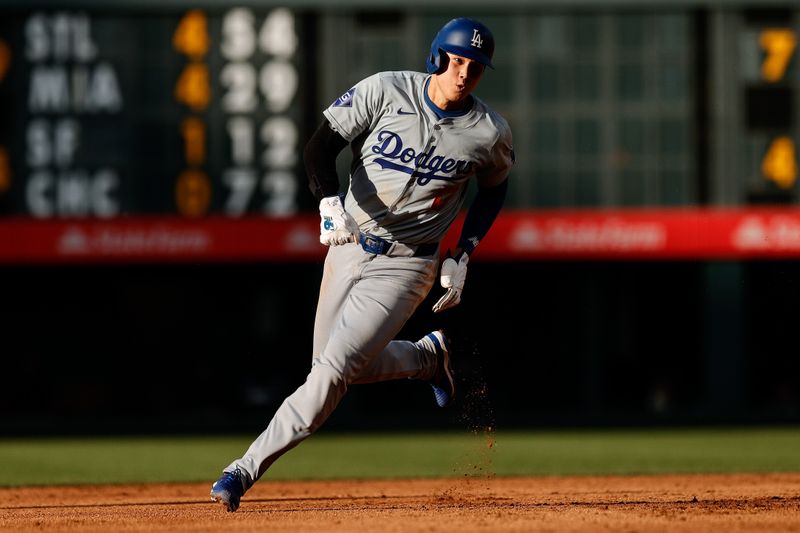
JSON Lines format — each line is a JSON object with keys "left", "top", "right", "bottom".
{"left": 426, "top": 17, "right": 495, "bottom": 74}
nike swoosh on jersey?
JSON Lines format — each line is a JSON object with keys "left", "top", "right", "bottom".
{"left": 397, "top": 108, "right": 416, "bottom": 115}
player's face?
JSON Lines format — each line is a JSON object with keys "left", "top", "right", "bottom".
{"left": 433, "top": 53, "right": 485, "bottom": 108}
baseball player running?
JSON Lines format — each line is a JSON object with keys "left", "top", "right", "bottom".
{"left": 211, "top": 17, "right": 514, "bottom": 512}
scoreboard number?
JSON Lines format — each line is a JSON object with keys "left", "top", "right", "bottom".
{"left": 181, "top": 117, "right": 206, "bottom": 167}
{"left": 0, "top": 38, "right": 9, "bottom": 81}
{"left": 172, "top": 9, "right": 209, "bottom": 59}
{"left": 761, "top": 136, "right": 798, "bottom": 189}
{"left": 174, "top": 10, "right": 210, "bottom": 217}
{"left": 175, "top": 62, "right": 211, "bottom": 111}
{"left": 219, "top": 7, "right": 300, "bottom": 217}
{"left": 176, "top": 169, "right": 211, "bottom": 217}
{"left": 261, "top": 117, "right": 298, "bottom": 168}
{"left": 0, "top": 148, "right": 10, "bottom": 193}
{"left": 759, "top": 28, "right": 796, "bottom": 82}
{"left": 220, "top": 63, "right": 258, "bottom": 113}
{"left": 755, "top": 25, "right": 797, "bottom": 191}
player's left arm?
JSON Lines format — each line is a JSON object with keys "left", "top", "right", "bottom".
{"left": 431, "top": 178, "right": 508, "bottom": 313}
{"left": 433, "top": 126, "right": 514, "bottom": 313}
{"left": 454, "top": 176, "right": 508, "bottom": 257}
{"left": 456, "top": 119, "right": 515, "bottom": 257}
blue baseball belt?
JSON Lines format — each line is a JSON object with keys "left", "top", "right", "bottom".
{"left": 358, "top": 233, "right": 439, "bottom": 257}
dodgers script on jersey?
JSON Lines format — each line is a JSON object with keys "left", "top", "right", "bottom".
{"left": 323, "top": 70, "right": 514, "bottom": 245}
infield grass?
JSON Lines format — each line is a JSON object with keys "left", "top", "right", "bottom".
{"left": 0, "top": 426, "right": 798, "bottom": 486}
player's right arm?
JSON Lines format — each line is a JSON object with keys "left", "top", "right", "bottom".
{"left": 306, "top": 74, "right": 384, "bottom": 246}
{"left": 304, "top": 120, "right": 359, "bottom": 246}
{"left": 304, "top": 120, "right": 347, "bottom": 202}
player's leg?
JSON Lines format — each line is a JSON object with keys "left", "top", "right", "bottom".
{"left": 218, "top": 246, "right": 436, "bottom": 489}
{"left": 349, "top": 336, "right": 439, "bottom": 384}
{"left": 315, "top": 251, "right": 438, "bottom": 380}
{"left": 313, "top": 246, "right": 440, "bottom": 383}
{"left": 348, "top": 252, "right": 444, "bottom": 385}
{"left": 311, "top": 244, "right": 357, "bottom": 360}
{"left": 212, "top": 244, "right": 357, "bottom": 511}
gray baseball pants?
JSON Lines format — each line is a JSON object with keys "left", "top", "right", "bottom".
{"left": 226, "top": 242, "right": 439, "bottom": 484}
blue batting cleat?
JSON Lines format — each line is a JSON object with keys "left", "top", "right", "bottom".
{"left": 210, "top": 467, "right": 248, "bottom": 512}
{"left": 426, "top": 330, "right": 454, "bottom": 407}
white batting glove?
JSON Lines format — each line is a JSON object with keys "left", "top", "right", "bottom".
{"left": 319, "top": 196, "right": 359, "bottom": 246}
{"left": 432, "top": 252, "right": 469, "bottom": 313}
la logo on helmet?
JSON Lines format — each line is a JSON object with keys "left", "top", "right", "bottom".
{"left": 471, "top": 29, "right": 483, "bottom": 48}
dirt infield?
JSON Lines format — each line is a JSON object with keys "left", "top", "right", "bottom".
{"left": 1, "top": 473, "right": 799, "bottom": 532}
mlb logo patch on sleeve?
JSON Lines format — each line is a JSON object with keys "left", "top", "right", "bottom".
{"left": 332, "top": 88, "right": 355, "bottom": 107}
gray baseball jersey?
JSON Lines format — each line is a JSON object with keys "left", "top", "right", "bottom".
{"left": 324, "top": 70, "right": 514, "bottom": 245}
{"left": 221, "top": 69, "right": 513, "bottom": 488}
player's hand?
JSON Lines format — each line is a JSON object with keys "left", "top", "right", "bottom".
{"left": 432, "top": 251, "right": 469, "bottom": 313}
{"left": 319, "top": 196, "right": 359, "bottom": 246}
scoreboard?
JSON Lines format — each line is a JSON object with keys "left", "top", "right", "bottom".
{"left": 0, "top": 6, "right": 312, "bottom": 219}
